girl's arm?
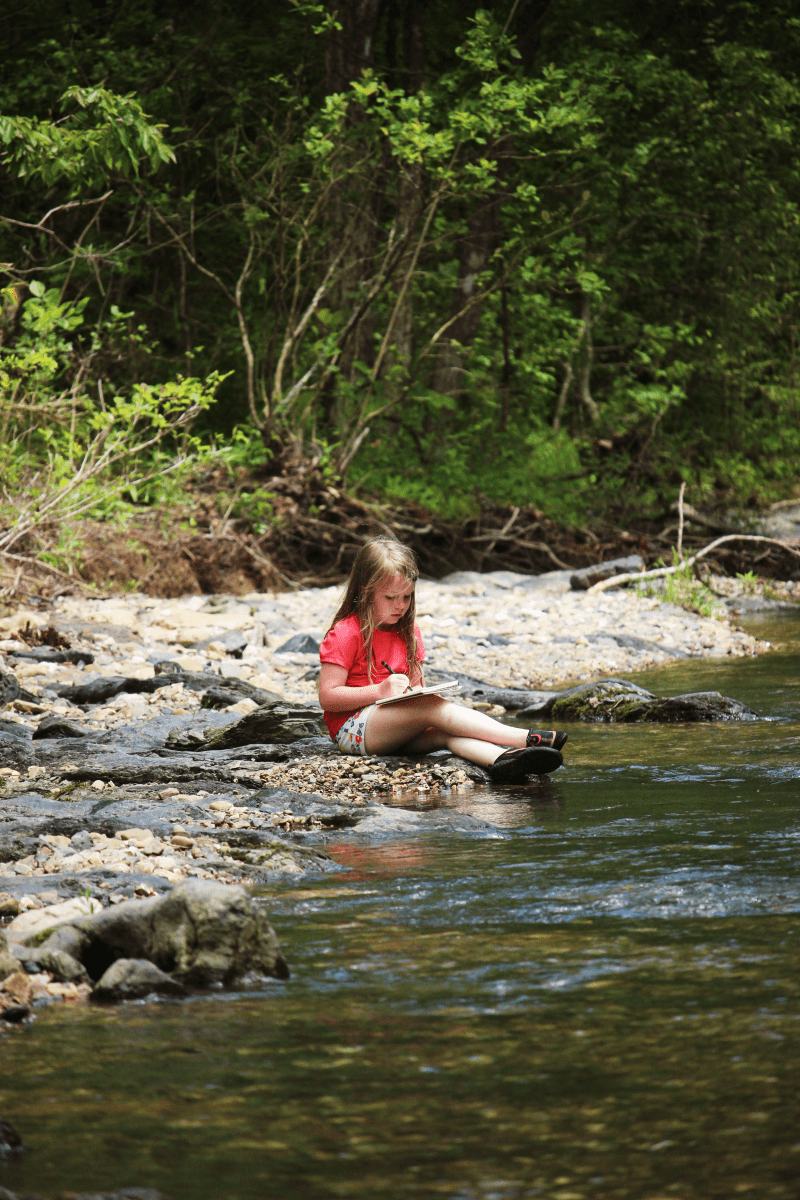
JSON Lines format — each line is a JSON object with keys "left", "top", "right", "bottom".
{"left": 318, "top": 662, "right": 409, "bottom": 711}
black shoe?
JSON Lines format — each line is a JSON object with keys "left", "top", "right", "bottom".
{"left": 527, "top": 729, "right": 568, "bottom": 752}
{"left": 487, "top": 746, "right": 563, "bottom": 783}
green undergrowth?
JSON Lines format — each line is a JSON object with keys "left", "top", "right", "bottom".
{"left": 636, "top": 558, "right": 722, "bottom": 619}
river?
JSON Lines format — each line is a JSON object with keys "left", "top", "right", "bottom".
{"left": 1, "top": 613, "right": 799, "bottom": 1199}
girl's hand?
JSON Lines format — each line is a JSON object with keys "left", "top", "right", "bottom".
{"left": 378, "top": 672, "right": 409, "bottom": 699}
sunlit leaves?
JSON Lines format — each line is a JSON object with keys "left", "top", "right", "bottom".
{"left": 0, "top": 86, "right": 174, "bottom": 191}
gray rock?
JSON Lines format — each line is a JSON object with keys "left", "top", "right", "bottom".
{"left": 0, "top": 669, "right": 21, "bottom": 707}
{"left": 0, "top": 719, "right": 31, "bottom": 742}
{"left": 9, "top": 646, "right": 93, "bottom": 665}
{"left": 193, "top": 702, "right": 323, "bottom": 750}
{"left": 725, "top": 595, "right": 799, "bottom": 614}
{"left": 199, "top": 684, "right": 281, "bottom": 710}
{"left": 195, "top": 629, "right": 248, "bottom": 657}
{"left": 56, "top": 675, "right": 172, "bottom": 705}
{"left": 33, "top": 715, "right": 89, "bottom": 739}
{"left": 275, "top": 633, "right": 320, "bottom": 654}
{"left": 91, "top": 957, "right": 187, "bottom": 1002}
{"left": 70, "top": 830, "right": 94, "bottom": 850}
{"left": 570, "top": 555, "right": 644, "bottom": 590}
{"left": 37, "top": 923, "right": 89, "bottom": 962}
{"left": 18, "top": 946, "right": 87, "bottom": 982}
{"left": 0, "top": 732, "right": 34, "bottom": 770}
{"left": 78, "top": 878, "right": 289, "bottom": 986}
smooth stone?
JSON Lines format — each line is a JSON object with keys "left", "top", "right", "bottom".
{"left": 32, "top": 715, "right": 89, "bottom": 739}
{"left": 195, "top": 629, "right": 248, "bottom": 657}
{"left": 17, "top": 946, "right": 87, "bottom": 982}
{"left": 274, "top": 633, "right": 321, "bottom": 654}
{"left": 91, "top": 957, "right": 187, "bottom": 1002}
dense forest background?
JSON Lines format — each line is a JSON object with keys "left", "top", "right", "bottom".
{"left": 1, "top": 0, "right": 799, "bottom": 582}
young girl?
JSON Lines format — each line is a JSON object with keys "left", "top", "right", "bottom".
{"left": 318, "top": 538, "right": 567, "bottom": 782}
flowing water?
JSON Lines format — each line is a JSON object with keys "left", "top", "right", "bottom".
{"left": 1, "top": 614, "right": 799, "bottom": 1200}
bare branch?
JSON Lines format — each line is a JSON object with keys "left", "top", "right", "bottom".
{"left": 587, "top": 534, "right": 800, "bottom": 593}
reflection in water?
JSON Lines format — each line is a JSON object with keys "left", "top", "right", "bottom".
{"left": 1, "top": 614, "right": 799, "bottom": 1199}
{"left": 384, "top": 776, "right": 565, "bottom": 828}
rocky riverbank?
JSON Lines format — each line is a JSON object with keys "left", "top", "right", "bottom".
{"left": 0, "top": 564, "right": 782, "bottom": 1017}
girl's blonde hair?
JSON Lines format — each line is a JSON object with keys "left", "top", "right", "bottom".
{"left": 328, "top": 538, "right": 420, "bottom": 679}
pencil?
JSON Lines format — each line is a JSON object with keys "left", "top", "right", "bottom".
{"left": 381, "top": 659, "right": 410, "bottom": 694}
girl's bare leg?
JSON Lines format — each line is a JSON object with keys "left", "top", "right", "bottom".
{"left": 364, "top": 696, "right": 526, "bottom": 760}
{"left": 398, "top": 727, "right": 509, "bottom": 768}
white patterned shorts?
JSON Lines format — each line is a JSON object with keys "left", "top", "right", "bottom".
{"left": 334, "top": 705, "right": 376, "bottom": 756}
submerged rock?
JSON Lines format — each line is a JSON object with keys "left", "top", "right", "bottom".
{"left": 549, "top": 678, "right": 759, "bottom": 722}
{"left": 0, "top": 1114, "right": 23, "bottom": 1160}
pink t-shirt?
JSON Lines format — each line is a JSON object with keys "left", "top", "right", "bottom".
{"left": 319, "top": 612, "right": 425, "bottom": 739}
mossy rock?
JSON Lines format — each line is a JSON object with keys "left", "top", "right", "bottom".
{"left": 551, "top": 679, "right": 656, "bottom": 723}
{"left": 551, "top": 679, "right": 759, "bottom": 723}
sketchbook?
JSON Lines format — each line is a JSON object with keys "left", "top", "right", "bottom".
{"left": 374, "top": 679, "right": 461, "bottom": 707}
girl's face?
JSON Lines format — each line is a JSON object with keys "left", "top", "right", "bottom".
{"left": 373, "top": 574, "right": 414, "bottom": 627}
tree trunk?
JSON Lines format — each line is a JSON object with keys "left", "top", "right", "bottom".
{"left": 432, "top": 194, "right": 499, "bottom": 397}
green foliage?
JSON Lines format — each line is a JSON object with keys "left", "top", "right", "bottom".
{"left": 638, "top": 557, "right": 720, "bottom": 619}
{"left": 0, "top": 86, "right": 174, "bottom": 189}
{"left": 1, "top": 0, "right": 799, "bottom": 531}
{"left": 0, "top": 286, "right": 224, "bottom": 551}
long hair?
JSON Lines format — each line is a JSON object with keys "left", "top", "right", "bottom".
{"left": 328, "top": 538, "right": 420, "bottom": 679}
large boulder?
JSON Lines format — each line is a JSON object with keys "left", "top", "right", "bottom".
{"left": 76, "top": 879, "right": 289, "bottom": 988}
{"left": 550, "top": 678, "right": 758, "bottom": 722}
